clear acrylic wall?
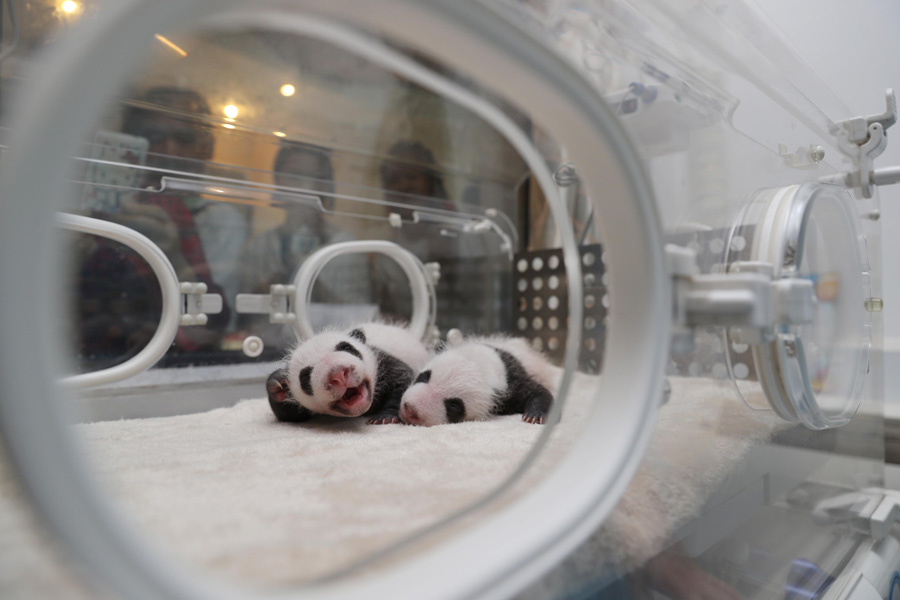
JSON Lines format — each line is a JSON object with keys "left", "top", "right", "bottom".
{"left": 0, "top": 0, "right": 887, "bottom": 598}
{"left": 496, "top": 0, "right": 886, "bottom": 598}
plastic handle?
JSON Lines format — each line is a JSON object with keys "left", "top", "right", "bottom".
{"left": 292, "top": 240, "right": 436, "bottom": 342}
{"left": 56, "top": 213, "right": 181, "bottom": 388}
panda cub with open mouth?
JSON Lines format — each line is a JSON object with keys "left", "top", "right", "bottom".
{"left": 266, "top": 323, "right": 430, "bottom": 424}
{"left": 399, "top": 336, "right": 555, "bottom": 426}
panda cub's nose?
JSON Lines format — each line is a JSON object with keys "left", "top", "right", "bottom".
{"left": 328, "top": 366, "right": 353, "bottom": 390}
{"left": 401, "top": 403, "right": 419, "bottom": 424}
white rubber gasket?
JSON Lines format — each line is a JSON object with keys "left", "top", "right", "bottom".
{"left": 749, "top": 186, "right": 803, "bottom": 422}
{"left": 292, "top": 240, "right": 436, "bottom": 343}
{"left": 57, "top": 213, "right": 182, "bottom": 389}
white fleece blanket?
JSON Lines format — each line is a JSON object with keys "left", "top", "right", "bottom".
{"left": 0, "top": 375, "right": 786, "bottom": 597}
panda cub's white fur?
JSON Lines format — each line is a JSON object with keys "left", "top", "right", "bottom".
{"left": 269, "top": 323, "right": 430, "bottom": 423}
{"left": 399, "top": 335, "right": 555, "bottom": 426}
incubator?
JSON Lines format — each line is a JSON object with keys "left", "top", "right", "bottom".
{"left": 0, "top": 0, "right": 897, "bottom": 598}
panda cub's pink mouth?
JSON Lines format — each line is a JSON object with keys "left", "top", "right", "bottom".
{"left": 331, "top": 381, "right": 370, "bottom": 415}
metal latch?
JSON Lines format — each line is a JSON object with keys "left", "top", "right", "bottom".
{"left": 833, "top": 89, "right": 897, "bottom": 198}
{"left": 180, "top": 282, "right": 223, "bottom": 326}
{"left": 235, "top": 284, "right": 297, "bottom": 324}
{"left": 668, "top": 245, "right": 816, "bottom": 346}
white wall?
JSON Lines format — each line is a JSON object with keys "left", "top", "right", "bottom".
{"left": 752, "top": 0, "right": 900, "bottom": 408}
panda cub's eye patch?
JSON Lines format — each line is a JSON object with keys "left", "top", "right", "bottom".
{"left": 444, "top": 397, "right": 465, "bottom": 423}
{"left": 299, "top": 367, "right": 313, "bottom": 395}
{"left": 415, "top": 370, "right": 432, "bottom": 385}
{"left": 334, "top": 341, "right": 362, "bottom": 360}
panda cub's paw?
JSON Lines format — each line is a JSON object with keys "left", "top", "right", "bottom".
{"left": 521, "top": 384, "right": 553, "bottom": 425}
{"left": 266, "top": 368, "right": 314, "bottom": 423}
{"left": 521, "top": 409, "right": 547, "bottom": 425}
{"left": 366, "top": 412, "right": 402, "bottom": 425}
{"left": 266, "top": 369, "right": 291, "bottom": 402}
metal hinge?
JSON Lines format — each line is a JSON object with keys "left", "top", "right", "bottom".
{"left": 235, "top": 284, "right": 297, "bottom": 324}
{"left": 179, "top": 282, "right": 223, "bottom": 326}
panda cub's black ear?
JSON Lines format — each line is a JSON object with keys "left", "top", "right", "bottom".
{"left": 348, "top": 328, "right": 366, "bottom": 344}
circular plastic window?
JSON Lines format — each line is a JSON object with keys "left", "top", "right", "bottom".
{"left": 726, "top": 183, "right": 870, "bottom": 429}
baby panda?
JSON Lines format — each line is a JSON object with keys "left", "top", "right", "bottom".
{"left": 399, "top": 335, "right": 555, "bottom": 426}
{"left": 265, "top": 323, "right": 430, "bottom": 425}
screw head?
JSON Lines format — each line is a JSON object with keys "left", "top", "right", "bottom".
{"left": 810, "top": 145, "right": 826, "bottom": 163}
{"left": 553, "top": 162, "right": 579, "bottom": 186}
{"left": 242, "top": 335, "right": 264, "bottom": 358}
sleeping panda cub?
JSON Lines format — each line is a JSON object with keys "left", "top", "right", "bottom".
{"left": 265, "top": 323, "right": 430, "bottom": 425}
{"left": 399, "top": 336, "right": 555, "bottom": 426}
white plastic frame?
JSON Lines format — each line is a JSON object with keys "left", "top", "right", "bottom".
{"left": 0, "top": 2, "right": 668, "bottom": 600}
{"left": 292, "top": 240, "right": 437, "bottom": 343}
{"left": 57, "top": 213, "right": 181, "bottom": 388}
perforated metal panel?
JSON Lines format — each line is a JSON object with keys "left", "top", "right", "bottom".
{"left": 513, "top": 244, "right": 606, "bottom": 373}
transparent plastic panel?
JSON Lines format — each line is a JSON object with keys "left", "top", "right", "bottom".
{"left": 0, "top": 1, "right": 887, "bottom": 600}
{"left": 48, "top": 34, "right": 524, "bottom": 371}
{"left": 490, "top": 1, "right": 887, "bottom": 600}
{"left": 791, "top": 189, "right": 871, "bottom": 420}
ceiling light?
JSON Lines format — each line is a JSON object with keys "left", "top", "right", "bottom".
{"left": 153, "top": 34, "right": 187, "bottom": 57}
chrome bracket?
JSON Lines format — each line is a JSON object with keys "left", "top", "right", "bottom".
{"left": 668, "top": 246, "right": 816, "bottom": 346}
{"left": 836, "top": 88, "right": 897, "bottom": 198}
{"left": 235, "top": 284, "right": 297, "bottom": 324}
